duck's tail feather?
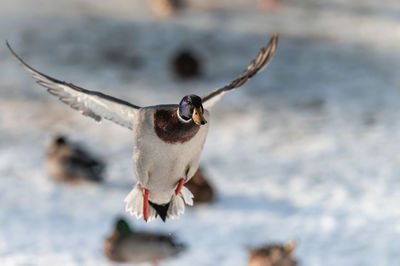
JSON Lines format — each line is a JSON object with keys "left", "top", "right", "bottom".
{"left": 180, "top": 185, "right": 194, "bottom": 206}
{"left": 124, "top": 183, "right": 194, "bottom": 221}
{"left": 124, "top": 183, "right": 157, "bottom": 221}
{"left": 167, "top": 185, "right": 194, "bottom": 220}
{"left": 149, "top": 201, "right": 170, "bottom": 222}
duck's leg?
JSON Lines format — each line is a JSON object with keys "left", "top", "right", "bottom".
{"left": 142, "top": 187, "right": 149, "bottom": 221}
{"left": 175, "top": 178, "right": 185, "bottom": 195}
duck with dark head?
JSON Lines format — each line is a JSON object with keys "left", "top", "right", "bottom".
{"left": 46, "top": 135, "right": 105, "bottom": 183}
{"left": 104, "top": 218, "right": 186, "bottom": 264}
{"left": 7, "top": 32, "right": 278, "bottom": 222}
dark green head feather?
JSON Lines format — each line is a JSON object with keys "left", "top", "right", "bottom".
{"left": 115, "top": 218, "right": 132, "bottom": 236}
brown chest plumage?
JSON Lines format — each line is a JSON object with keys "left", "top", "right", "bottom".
{"left": 153, "top": 109, "right": 200, "bottom": 144}
{"left": 104, "top": 239, "right": 128, "bottom": 263}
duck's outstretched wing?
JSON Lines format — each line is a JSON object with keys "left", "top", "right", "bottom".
{"left": 201, "top": 32, "right": 278, "bottom": 110}
{"left": 6, "top": 42, "right": 140, "bottom": 130}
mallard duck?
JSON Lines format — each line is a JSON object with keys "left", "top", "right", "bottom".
{"left": 248, "top": 241, "right": 297, "bottom": 266}
{"left": 185, "top": 168, "right": 214, "bottom": 204}
{"left": 46, "top": 135, "right": 105, "bottom": 183}
{"left": 7, "top": 32, "right": 278, "bottom": 222}
{"left": 104, "top": 218, "right": 186, "bottom": 264}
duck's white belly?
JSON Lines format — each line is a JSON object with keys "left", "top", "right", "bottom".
{"left": 132, "top": 107, "right": 210, "bottom": 204}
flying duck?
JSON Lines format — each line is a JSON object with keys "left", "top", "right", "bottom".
{"left": 248, "top": 241, "right": 297, "bottom": 266}
{"left": 6, "top": 32, "right": 278, "bottom": 222}
{"left": 104, "top": 217, "right": 185, "bottom": 264}
{"left": 46, "top": 135, "right": 105, "bottom": 183}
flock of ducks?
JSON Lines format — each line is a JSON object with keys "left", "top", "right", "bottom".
{"left": 8, "top": 34, "right": 297, "bottom": 263}
{"left": 8, "top": 3, "right": 293, "bottom": 262}
{"left": 45, "top": 135, "right": 211, "bottom": 264}
{"left": 45, "top": 135, "right": 298, "bottom": 265}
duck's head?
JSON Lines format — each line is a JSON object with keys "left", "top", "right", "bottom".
{"left": 178, "top": 94, "right": 207, "bottom": 125}
{"left": 111, "top": 218, "right": 133, "bottom": 239}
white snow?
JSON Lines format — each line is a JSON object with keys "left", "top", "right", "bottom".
{"left": 1, "top": 0, "right": 400, "bottom": 265}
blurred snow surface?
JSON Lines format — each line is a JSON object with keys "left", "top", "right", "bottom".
{"left": 1, "top": 0, "right": 400, "bottom": 265}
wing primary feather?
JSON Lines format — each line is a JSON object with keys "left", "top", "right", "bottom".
{"left": 6, "top": 41, "right": 140, "bottom": 130}
{"left": 201, "top": 32, "right": 278, "bottom": 109}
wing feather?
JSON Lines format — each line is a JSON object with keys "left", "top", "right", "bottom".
{"left": 6, "top": 41, "right": 140, "bottom": 129}
{"left": 202, "top": 32, "right": 278, "bottom": 110}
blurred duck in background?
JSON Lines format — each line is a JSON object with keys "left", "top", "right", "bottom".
{"left": 104, "top": 218, "right": 186, "bottom": 264}
{"left": 171, "top": 49, "right": 202, "bottom": 79}
{"left": 150, "top": 0, "right": 185, "bottom": 17}
{"left": 248, "top": 241, "right": 297, "bottom": 266}
{"left": 257, "top": 0, "right": 283, "bottom": 11}
{"left": 45, "top": 135, "right": 105, "bottom": 183}
{"left": 185, "top": 168, "right": 215, "bottom": 204}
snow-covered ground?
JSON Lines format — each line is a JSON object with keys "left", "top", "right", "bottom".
{"left": 1, "top": 0, "right": 400, "bottom": 265}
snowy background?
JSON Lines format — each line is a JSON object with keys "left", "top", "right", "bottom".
{"left": 1, "top": 0, "right": 400, "bottom": 265}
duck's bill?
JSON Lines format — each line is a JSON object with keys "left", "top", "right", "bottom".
{"left": 192, "top": 107, "right": 207, "bottom": 125}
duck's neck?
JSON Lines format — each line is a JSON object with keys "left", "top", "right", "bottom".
{"left": 177, "top": 108, "right": 191, "bottom": 123}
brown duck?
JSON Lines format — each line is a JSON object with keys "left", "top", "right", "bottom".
{"left": 248, "top": 241, "right": 297, "bottom": 266}
{"left": 46, "top": 135, "right": 104, "bottom": 183}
